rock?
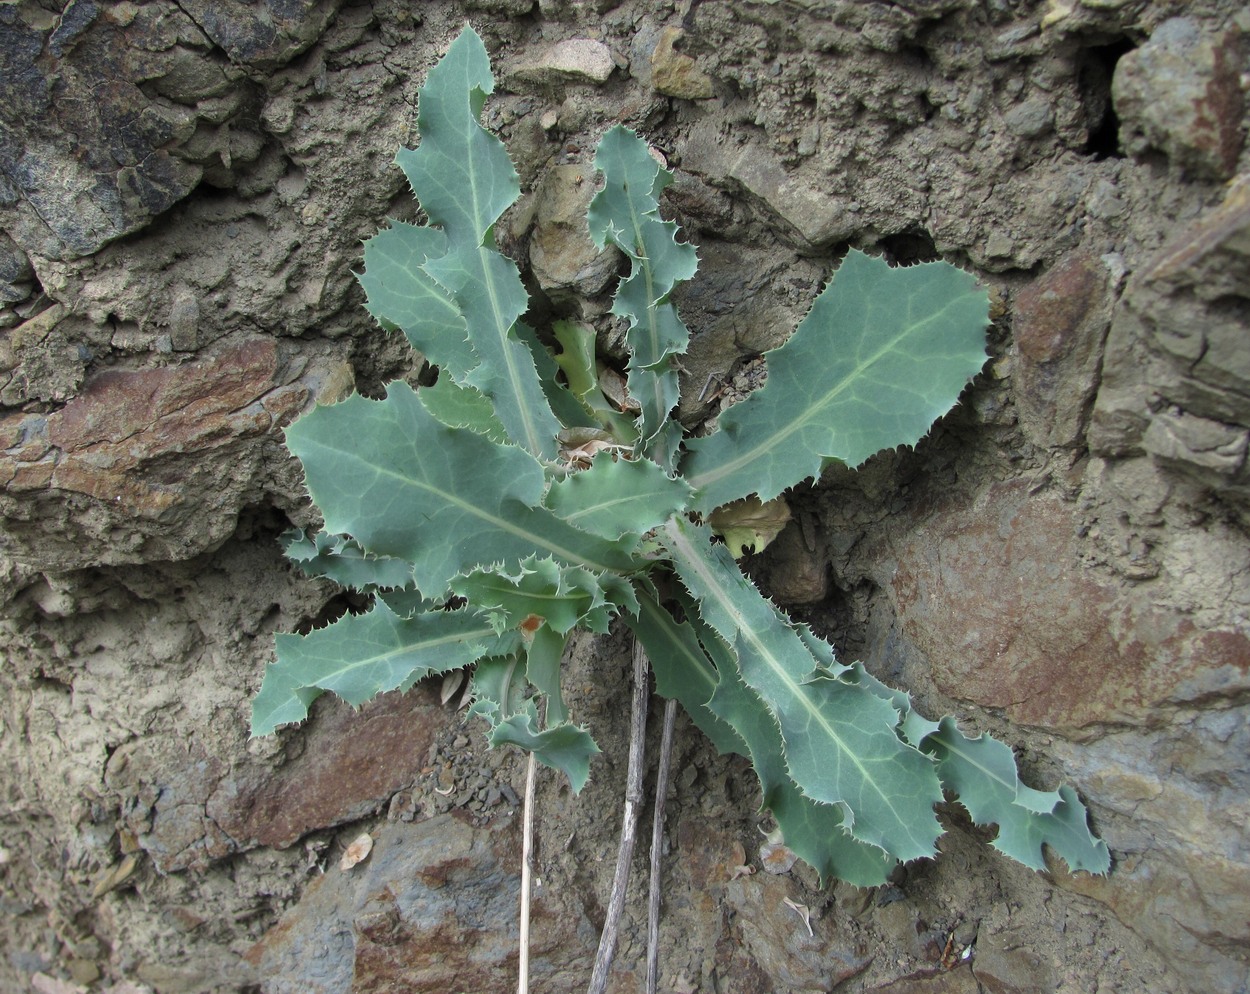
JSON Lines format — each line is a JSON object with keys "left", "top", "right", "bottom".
{"left": 1090, "top": 174, "right": 1250, "bottom": 506}
{"left": 165, "top": 0, "right": 345, "bottom": 68}
{"left": 528, "top": 164, "right": 621, "bottom": 301}
{"left": 722, "top": 872, "right": 872, "bottom": 991}
{"left": 683, "top": 119, "right": 858, "bottom": 248}
{"left": 0, "top": 232, "right": 34, "bottom": 304}
{"left": 887, "top": 480, "right": 1250, "bottom": 733}
{"left": 109, "top": 685, "right": 451, "bottom": 873}
{"left": 1143, "top": 409, "right": 1248, "bottom": 478}
{"left": 246, "top": 813, "right": 575, "bottom": 994}
{"left": 1112, "top": 18, "right": 1246, "bottom": 179}
{"left": 1137, "top": 171, "right": 1250, "bottom": 300}
{"left": 506, "top": 38, "right": 616, "bottom": 87}
{"left": 1011, "top": 247, "right": 1112, "bottom": 448}
{"left": 651, "top": 27, "right": 715, "bottom": 100}
{"left": 865, "top": 967, "right": 980, "bottom": 994}
{"left": 1050, "top": 848, "right": 1250, "bottom": 994}
{"left": 761, "top": 521, "right": 829, "bottom": 605}
{"left": 0, "top": 339, "right": 354, "bottom": 572}
{"left": 0, "top": 304, "right": 81, "bottom": 404}
{"left": 1003, "top": 97, "right": 1053, "bottom": 138}
{"left": 971, "top": 931, "right": 1057, "bottom": 994}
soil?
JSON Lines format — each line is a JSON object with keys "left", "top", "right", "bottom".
{"left": 2, "top": 1, "right": 1248, "bottom": 993}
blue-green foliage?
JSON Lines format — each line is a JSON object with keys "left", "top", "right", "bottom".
{"left": 254, "top": 27, "right": 1109, "bottom": 885}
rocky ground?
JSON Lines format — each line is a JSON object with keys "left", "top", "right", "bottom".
{"left": 1, "top": 1, "right": 1248, "bottom": 992}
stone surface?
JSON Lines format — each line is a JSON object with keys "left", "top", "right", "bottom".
{"left": 1112, "top": 18, "right": 1246, "bottom": 179}
{"left": 1011, "top": 247, "right": 1112, "bottom": 448}
{"left": 2, "top": 2, "right": 1247, "bottom": 993}
{"left": 528, "top": 164, "right": 621, "bottom": 302}
{"left": 650, "top": 27, "right": 715, "bottom": 100}
{"left": 246, "top": 813, "right": 573, "bottom": 994}
{"left": 889, "top": 479, "right": 1250, "bottom": 733}
{"left": 507, "top": 38, "right": 616, "bottom": 87}
{"left": 683, "top": 118, "right": 858, "bottom": 249}
{"left": 0, "top": 337, "right": 353, "bottom": 571}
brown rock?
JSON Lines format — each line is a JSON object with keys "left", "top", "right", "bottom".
{"left": 0, "top": 339, "right": 353, "bottom": 571}
{"left": 1011, "top": 248, "right": 1111, "bottom": 449}
{"left": 651, "top": 28, "right": 715, "bottom": 100}
{"left": 971, "top": 931, "right": 1057, "bottom": 994}
{"left": 723, "top": 872, "right": 872, "bottom": 990}
{"left": 246, "top": 813, "right": 569, "bottom": 994}
{"left": 890, "top": 480, "right": 1250, "bottom": 733}
{"left": 111, "top": 686, "right": 451, "bottom": 873}
{"left": 1112, "top": 19, "right": 1246, "bottom": 180}
{"left": 866, "top": 966, "right": 980, "bottom": 994}
{"left": 529, "top": 164, "right": 622, "bottom": 302}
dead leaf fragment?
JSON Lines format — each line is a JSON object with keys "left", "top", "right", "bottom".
{"left": 339, "top": 832, "right": 373, "bottom": 871}
{"left": 783, "top": 896, "right": 814, "bottom": 937}
{"left": 440, "top": 669, "right": 466, "bottom": 705}
{"left": 709, "top": 495, "right": 791, "bottom": 557}
{"left": 91, "top": 853, "right": 139, "bottom": 899}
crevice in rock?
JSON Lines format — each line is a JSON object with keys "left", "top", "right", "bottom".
{"left": 1078, "top": 37, "right": 1136, "bottom": 161}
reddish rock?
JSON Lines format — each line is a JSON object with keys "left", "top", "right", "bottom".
{"left": 0, "top": 338, "right": 352, "bottom": 570}
{"left": 890, "top": 481, "right": 1250, "bottom": 733}
{"left": 1112, "top": 19, "right": 1246, "bottom": 180}
{"left": 111, "top": 687, "right": 449, "bottom": 873}
{"left": 213, "top": 687, "right": 447, "bottom": 853}
{"left": 1011, "top": 248, "right": 1111, "bottom": 449}
{"left": 246, "top": 812, "right": 559, "bottom": 994}
{"left": 866, "top": 966, "right": 980, "bottom": 994}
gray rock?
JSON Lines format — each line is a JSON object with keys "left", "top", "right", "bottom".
{"left": 1112, "top": 18, "right": 1246, "bottom": 179}
{"left": 1003, "top": 97, "right": 1053, "bottom": 138}
{"left": 529, "top": 164, "right": 621, "bottom": 301}
{"left": 507, "top": 38, "right": 616, "bottom": 88}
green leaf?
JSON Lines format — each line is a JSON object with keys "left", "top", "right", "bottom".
{"left": 623, "top": 581, "right": 744, "bottom": 756}
{"left": 490, "top": 711, "right": 601, "bottom": 794}
{"left": 358, "top": 223, "right": 475, "bottom": 377}
{"left": 704, "top": 640, "right": 897, "bottom": 887}
{"left": 419, "top": 377, "right": 508, "bottom": 442}
{"left": 281, "top": 529, "right": 416, "bottom": 591}
{"left": 917, "top": 718, "right": 1110, "bottom": 874}
{"left": 681, "top": 250, "right": 989, "bottom": 511}
{"left": 552, "top": 320, "right": 638, "bottom": 441}
{"left": 524, "top": 624, "right": 572, "bottom": 725}
{"left": 589, "top": 126, "right": 696, "bottom": 459}
{"left": 252, "top": 601, "right": 505, "bottom": 735}
{"left": 452, "top": 557, "right": 612, "bottom": 636}
{"left": 394, "top": 27, "right": 560, "bottom": 459}
{"left": 285, "top": 382, "right": 637, "bottom": 595}
{"left": 664, "top": 516, "right": 943, "bottom": 862}
{"left": 844, "top": 662, "right": 1110, "bottom": 874}
{"left": 470, "top": 654, "right": 599, "bottom": 792}
{"left": 545, "top": 454, "right": 692, "bottom": 541}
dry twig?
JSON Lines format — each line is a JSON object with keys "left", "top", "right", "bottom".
{"left": 587, "top": 639, "right": 650, "bottom": 994}
{"left": 647, "top": 698, "right": 678, "bottom": 994}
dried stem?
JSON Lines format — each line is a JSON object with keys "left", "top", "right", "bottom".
{"left": 518, "top": 751, "right": 537, "bottom": 994}
{"left": 587, "top": 638, "right": 650, "bottom": 994}
{"left": 646, "top": 698, "right": 678, "bottom": 994}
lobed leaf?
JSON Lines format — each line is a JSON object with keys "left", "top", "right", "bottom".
{"left": 285, "top": 382, "right": 637, "bottom": 595}
{"left": 681, "top": 250, "right": 989, "bottom": 511}
{"left": 358, "top": 223, "right": 475, "bottom": 377}
{"left": 589, "top": 125, "right": 696, "bottom": 461}
{"left": 544, "top": 454, "right": 692, "bottom": 541}
{"left": 664, "top": 516, "right": 943, "bottom": 862}
{"left": 281, "top": 529, "right": 416, "bottom": 591}
{"left": 393, "top": 27, "right": 561, "bottom": 459}
{"left": 252, "top": 601, "right": 508, "bottom": 735}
